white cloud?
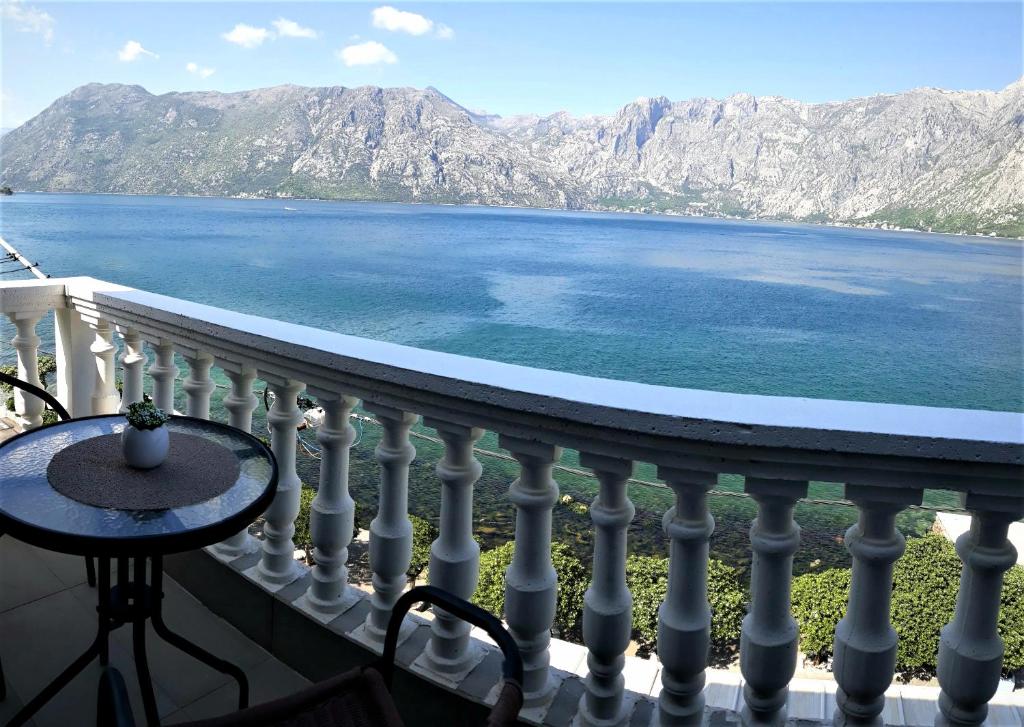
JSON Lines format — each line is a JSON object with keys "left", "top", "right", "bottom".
{"left": 186, "top": 62, "right": 215, "bottom": 79}
{"left": 118, "top": 40, "right": 158, "bottom": 62}
{"left": 435, "top": 23, "right": 455, "bottom": 41}
{"left": 337, "top": 40, "right": 397, "bottom": 67}
{"left": 1, "top": 0, "right": 55, "bottom": 44}
{"left": 222, "top": 23, "right": 271, "bottom": 48}
{"left": 371, "top": 6, "right": 432, "bottom": 36}
{"left": 272, "top": 17, "right": 317, "bottom": 39}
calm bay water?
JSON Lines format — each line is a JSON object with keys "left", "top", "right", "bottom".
{"left": 1, "top": 193, "right": 1021, "bottom": 412}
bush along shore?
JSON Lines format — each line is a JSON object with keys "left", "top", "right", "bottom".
{"left": 289, "top": 473, "right": 1023, "bottom": 685}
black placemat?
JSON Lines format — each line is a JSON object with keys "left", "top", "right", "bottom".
{"left": 46, "top": 432, "right": 240, "bottom": 510}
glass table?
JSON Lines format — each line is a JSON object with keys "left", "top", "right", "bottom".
{"left": 0, "top": 414, "right": 277, "bottom": 726}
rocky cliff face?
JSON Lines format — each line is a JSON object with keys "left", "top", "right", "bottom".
{"left": 3, "top": 80, "right": 1021, "bottom": 234}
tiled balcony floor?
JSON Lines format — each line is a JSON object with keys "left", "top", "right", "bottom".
{"left": 0, "top": 536, "right": 311, "bottom": 726}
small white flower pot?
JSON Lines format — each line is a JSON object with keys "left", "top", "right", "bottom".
{"left": 122, "top": 424, "right": 169, "bottom": 469}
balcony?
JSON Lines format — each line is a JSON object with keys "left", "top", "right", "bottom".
{"left": 1, "top": 275, "right": 1023, "bottom": 726}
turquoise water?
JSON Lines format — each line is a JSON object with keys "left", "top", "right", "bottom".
{"left": 1, "top": 193, "right": 1021, "bottom": 412}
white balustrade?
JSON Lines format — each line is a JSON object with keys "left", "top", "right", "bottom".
{"left": 148, "top": 339, "right": 177, "bottom": 412}
{"left": 740, "top": 477, "right": 808, "bottom": 726}
{"left": 2, "top": 276, "right": 1022, "bottom": 727}
{"left": 936, "top": 499, "right": 1024, "bottom": 726}
{"left": 209, "top": 366, "right": 260, "bottom": 561}
{"left": 182, "top": 351, "right": 215, "bottom": 419}
{"left": 299, "top": 392, "right": 360, "bottom": 619}
{"left": 361, "top": 403, "right": 417, "bottom": 647}
{"left": 500, "top": 435, "right": 561, "bottom": 708}
{"left": 90, "top": 318, "right": 119, "bottom": 415}
{"left": 7, "top": 311, "right": 45, "bottom": 429}
{"left": 250, "top": 378, "right": 305, "bottom": 588}
{"left": 118, "top": 328, "right": 145, "bottom": 412}
{"left": 655, "top": 467, "right": 717, "bottom": 726}
{"left": 577, "top": 453, "right": 635, "bottom": 727}
{"left": 832, "top": 485, "right": 920, "bottom": 726}
{"left": 420, "top": 419, "right": 484, "bottom": 680}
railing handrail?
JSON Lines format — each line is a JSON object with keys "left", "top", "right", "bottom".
{"left": 2, "top": 276, "right": 1021, "bottom": 482}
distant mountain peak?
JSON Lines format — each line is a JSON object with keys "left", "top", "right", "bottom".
{"left": 2, "top": 81, "right": 1021, "bottom": 236}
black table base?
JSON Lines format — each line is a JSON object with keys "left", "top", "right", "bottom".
{"left": 8, "top": 554, "right": 249, "bottom": 727}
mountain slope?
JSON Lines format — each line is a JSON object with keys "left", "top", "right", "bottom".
{"left": 2, "top": 81, "right": 1022, "bottom": 235}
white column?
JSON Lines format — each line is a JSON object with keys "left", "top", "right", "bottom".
{"left": 300, "top": 393, "right": 360, "bottom": 619}
{"left": 419, "top": 419, "right": 485, "bottom": 679}
{"left": 210, "top": 366, "right": 260, "bottom": 561}
{"left": 54, "top": 308, "right": 95, "bottom": 418}
{"left": 361, "top": 404, "right": 417, "bottom": 647}
{"left": 8, "top": 311, "right": 45, "bottom": 429}
{"left": 740, "top": 477, "right": 807, "bottom": 727}
{"left": 577, "top": 453, "right": 635, "bottom": 727}
{"left": 148, "top": 340, "right": 177, "bottom": 412}
{"left": 118, "top": 328, "right": 145, "bottom": 412}
{"left": 500, "top": 435, "right": 561, "bottom": 708}
{"left": 182, "top": 351, "right": 215, "bottom": 419}
{"left": 251, "top": 379, "right": 305, "bottom": 588}
{"left": 655, "top": 467, "right": 716, "bottom": 726}
{"left": 90, "top": 319, "right": 120, "bottom": 415}
{"left": 833, "top": 485, "right": 920, "bottom": 727}
{"left": 936, "top": 497, "right": 1024, "bottom": 727}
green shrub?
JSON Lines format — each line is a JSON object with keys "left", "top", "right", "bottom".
{"left": 294, "top": 485, "right": 316, "bottom": 564}
{"left": 891, "top": 533, "right": 962, "bottom": 674}
{"left": 792, "top": 568, "right": 851, "bottom": 662}
{"left": 408, "top": 514, "right": 438, "bottom": 582}
{"left": 789, "top": 532, "right": 1024, "bottom": 678}
{"left": 473, "top": 541, "right": 588, "bottom": 639}
{"left": 626, "top": 555, "right": 746, "bottom": 656}
{"left": 1000, "top": 566, "right": 1024, "bottom": 672}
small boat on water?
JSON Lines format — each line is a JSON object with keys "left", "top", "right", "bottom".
{"left": 284, "top": 206, "right": 298, "bottom": 211}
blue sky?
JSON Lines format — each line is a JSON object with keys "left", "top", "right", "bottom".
{"left": 2, "top": 1, "right": 1021, "bottom": 128}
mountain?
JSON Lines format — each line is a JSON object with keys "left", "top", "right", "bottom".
{"left": 2, "top": 81, "right": 1022, "bottom": 235}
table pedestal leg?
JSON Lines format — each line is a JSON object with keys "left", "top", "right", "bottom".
{"left": 149, "top": 555, "right": 250, "bottom": 710}
{"left": 7, "top": 554, "right": 251, "bottom": 726}
{"left": 7, "top": 557, "right": 113, "bottom": 727}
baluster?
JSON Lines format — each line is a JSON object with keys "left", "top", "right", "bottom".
{"left": 298, "top": 392, "right": 360, "bottom": 620}
{"left": 148, "top": 340, "right": 177, "bottom": 412}
{"left": 500, "top": 436, "right": 561, "bottom": 708}
{"left": 833, "top": 486, "right": 920, "bottom": 727}
{"left": 359, "top": 404, "right": 417, "bottom": 647}
{"left": 118, "top": 328, "right": 145, "bottom": 412}
{"left": 419, "top": 419, "right": 484, "bottom": 680}
{"left": 182, "top": 351, "right": 215, "bottom": 419}
{"left": 248, "top": 379, "right": 305, "bottom": 588}
{"left": 210, "top": 366, "right": 260, "bottom": 561}
{"left": 936, "top": 497, "right": 1024, "bottom": 727}
{"left": 90, "top": 319, "right": 119, "bottom": 415}
{"left": 7, "top": 311, "right": 45, "bottom": 429}
{"left": 577, "top": 453, "right": 635, "bottom": 727}
{"left": 655, "top": 467, "right": 716, "bottom": 726}
{"left": 740, "top": 477, "right": 808, "bottom": 726}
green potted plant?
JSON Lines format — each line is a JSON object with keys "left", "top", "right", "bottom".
{"left": 122, "top": 400, "right": 171, "bottom": 469}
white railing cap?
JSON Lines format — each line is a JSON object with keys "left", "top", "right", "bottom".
{"left": 49, "top": 277, "right": 1024, "bottom": 466}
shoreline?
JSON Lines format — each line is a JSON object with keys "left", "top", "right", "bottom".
{"left": 5, "top": 189, "right": 1021, "bottom": 242}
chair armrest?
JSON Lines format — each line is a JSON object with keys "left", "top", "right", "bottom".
{"left": 0, "top": 370, "right": 70, "bottom": 421}
{"left": 380, "top": 585, "right": 524, "bottom": 689}
{"left": 98, "top": 667, "right": 137, "bottom": 727}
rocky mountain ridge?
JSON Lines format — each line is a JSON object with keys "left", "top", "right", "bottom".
{"left": 2, "top": 80, "right": 1021, "bottom": 235}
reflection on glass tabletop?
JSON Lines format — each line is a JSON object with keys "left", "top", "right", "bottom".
{"left": 0, "top": 415, "right": 276, "bottom": 556}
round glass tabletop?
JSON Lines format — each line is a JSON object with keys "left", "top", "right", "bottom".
{"left": 0, "top": 415, "right": 277, "bottom": 556}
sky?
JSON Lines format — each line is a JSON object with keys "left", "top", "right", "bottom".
{"left": 1, "top": 1, "right": 1022, "bottom": 128}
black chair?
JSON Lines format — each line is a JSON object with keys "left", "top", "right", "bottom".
{"left": 99, "top": 585, "right": 525, "bottom": 727}
{"left": 0, "top": 370, "right": 98, "bottom": 701}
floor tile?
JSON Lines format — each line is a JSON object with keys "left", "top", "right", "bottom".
{"left": 0, "top": 536, "right": 67, "bottom": 613}
{"left": 180, "top": 656, "right": 311, "bottom": 720}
